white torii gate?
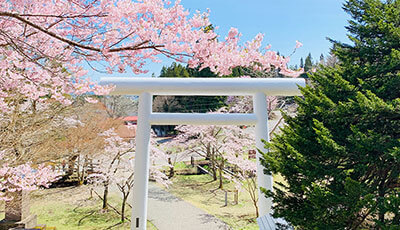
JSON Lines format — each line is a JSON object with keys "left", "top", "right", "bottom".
{"left": 100, "top": 77, "right": 305, "bottom": 230}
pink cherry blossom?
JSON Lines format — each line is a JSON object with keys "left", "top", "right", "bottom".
{"left": 85, "top": 97, "right": 99, "bottom": 104}
{"left": 295, "top": 40, "right": 303, "bottom": 49}
{"left": 227, "top": 27, "right": 239, "bottom": 39}
{"left": 0, "top": 0, "right": 301, "bottom": 113}
{"left": 0, "top": 162, "right": 61, "bottom": 201}
{"left": 88, "top": 129, "right": 170, "bottom": 188}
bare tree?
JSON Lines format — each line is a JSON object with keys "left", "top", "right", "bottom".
{"left": 55, "top": 101, "right": 121, "bottom": 183}
{"left": 0, "top": 94, "right": 76, "bottom": 166}
{"left": 325, "top": 53, "right": 340, "bottom": 67}
{"left": 100, "top": 95, "right": 138, "bottom": 119}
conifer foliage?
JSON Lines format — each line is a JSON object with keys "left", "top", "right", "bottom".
{"left": 262, "top": 0, "right": 400, "bottom": 229}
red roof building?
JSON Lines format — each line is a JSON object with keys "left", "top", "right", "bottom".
{"left": 115, "top": 116, "right": 138, "bottom": 139}
{"left": 122, "top": 116, "right": 138, "bottom": 125}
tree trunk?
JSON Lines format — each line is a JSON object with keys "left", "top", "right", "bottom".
{"left": 219, "top": 166, "right": 223, "bottom": 189}
{"left": 78, "top": 168, "right": 85, "bottom": 185}
{"left": 79, "top": 156, "right": 89, "bottom": 185}
{"left": 211, "top": 167, "right": 217, "bottom": 180}
{"left": 218, "top": 161, "right": 224, "bottom": 189}
{"left": 121, "top": 195, "right": 127, "bottom": 222}
{"left": 211, "top": 163, "right": 217, "bottom": 181}
{"left": 168, "top": 157, "right": 174, "bottom": 178}
{"left": 210, "top": 149, "right": 217, "bottom": 181}
{"left": 254, "top": 200, "right": 259, "bottom": 218}
{"left": 103, "top": 184, "right": 109, "bottom": 210}
{"left": 67, "top": 155, "right": 78, "bottom": 176}
{"left": 234, "top": 190, "right": 239, "bottom": 205}
{"left": 76, "top": 156, "right": 81, "bottom": 184}
{"left": 205, "top": 143, "right": 211, "bottom": 160}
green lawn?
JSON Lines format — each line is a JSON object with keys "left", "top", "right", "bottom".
{"left": 31, "top": 201, "right": 157, "bottom": 230}
{"left": 1, "top": 186, "right": 157, "bottom": 230}
{"left": 1, "top": 173, "right": 285, "bottom": 230}
{"left": 32, "top": 200, "right": 131, "bottom": 230}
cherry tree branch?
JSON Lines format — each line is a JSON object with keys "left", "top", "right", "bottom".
{"left": 18, "top": 13, "right": 108, "bottom": 19}
{"left": 0, "top": 12, "right": 165, "bottom": 53}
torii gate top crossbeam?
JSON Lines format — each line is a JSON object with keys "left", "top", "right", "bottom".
{"left": 100, "top": 77, "right": 305, "bottom": 96}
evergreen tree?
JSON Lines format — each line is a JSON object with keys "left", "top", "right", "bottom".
{"left": 160, "top": 62, "right": 190, "bottom": 78}
{"left": 156, "top": 63, "right": 227, "bottom": 114}
{"left": 263, "top": 0, "right": 400, "bottom": 229}
{"left": 319, "top": 53, "right": 325, "bottom": 65}
{"left": 300, "top": 57, "right": 304, "bottom": 68}
{"left": 187, "top": 65, "right": 218, "bottom": 78}
{"left": 155, "top": 63, "right": 246, "bottom": 115}
{"left": 304, "top": 53, "right": 313, "bottom": 72}
{"left": 154, "top": 63, "right": 232, "bottom": 135}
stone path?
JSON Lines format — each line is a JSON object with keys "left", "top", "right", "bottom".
{"left": 147, "top": 182, "right": 231, "bottom": 230}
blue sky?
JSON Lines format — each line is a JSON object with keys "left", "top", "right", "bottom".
{"left": 182, "top": 0, "right": 350, "bottom": 64}
{"left": 88, "top": 0, "right": 350, "bottom": 80}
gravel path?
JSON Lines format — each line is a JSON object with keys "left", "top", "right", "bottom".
{"left": 147, "top": 182, "right": 231, "bottom": 230}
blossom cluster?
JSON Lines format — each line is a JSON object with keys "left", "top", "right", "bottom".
{"left": 0, "top": 158, "right": 60, "bottom": 201}
{"left": 88, "top": 128, "right": 170, "bottom": 189}
{"left": 0, "top": 0, "right": 301, "bottom": 112}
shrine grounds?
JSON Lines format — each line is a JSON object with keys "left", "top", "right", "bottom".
{"left": 0, "top": 173, "right": 275, "bottom": 229}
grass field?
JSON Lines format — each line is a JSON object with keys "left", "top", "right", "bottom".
{"left": 1, "top": 186, "right": 157, "bottom": 230}
{"left": 1, "top": 173, "right": 285, "bottom": 230}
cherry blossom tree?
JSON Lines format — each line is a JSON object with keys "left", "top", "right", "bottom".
{"left": 226, "top": 94, "right": 278, "bottom": 118}
{"left": 167, "top": 115, "right": 260, "bottom": 216}
{"left": 88, "top": 128, "right": 169, "bottom": 220}
{"left": 0, "top": 0, "right": 302, "bottom": 218}
{"left": 160, "top": 140, "right": 193, "bottom": 178}
{"left": 114, "top": 138, "right": 170, "bottom": 222}
{"left": 0, "top": 97, "right": 80, "bottom": 201}
{"left": 0, "top": 151, "right": 60, "bottom": 201}
{"left": 170, "top": 124, "right": 254, "bottom": 189}
{"left": 0, "top": 0, "right": 301, "bottom": 112}
{"left": 225, "top": 151, "right": 259, "bottom": 217}
{"left": 226, "top": 61, "right": 303, "bottom": 119}
{"left": 54, "top": 101, "right": 119, "bottom": 182}
{"left": 88, "top": 128, "right": 134, "bottom": 210}
{"left": 0, "top": 97, "right": 71, "bottom": 165}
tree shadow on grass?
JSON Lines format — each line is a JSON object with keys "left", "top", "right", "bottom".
{"left": 185, "top": 180, "right": 215, "bottom": 188}
{"left": 62, "top": 204, "right": 123, "bottom": 229}
{"left": 106, "top": 222, "right": 128, "bottom": 229}
{"left": 31, "top": 186, "right": 77, "bottom": 199}
{"left": 78, "top": 210, "right": 96, "bottom": 226}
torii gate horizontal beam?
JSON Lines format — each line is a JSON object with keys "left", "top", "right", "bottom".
{"left": 100, "top": 77, "right": 304, "bottom": 96}
{"left": 149, "top": 113, "right": 257, "bottom": 125}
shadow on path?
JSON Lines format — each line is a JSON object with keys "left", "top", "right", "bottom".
{"left": 147, "top": 182, "right": 231, "bottom": 230}
{"left": 148, "top": 185, "right": 181, "bottom": 202}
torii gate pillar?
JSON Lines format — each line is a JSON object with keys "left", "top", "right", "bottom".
{"left": 132, "top": 92, "right": 152, "bottom": 229}
{"left": 254, "top": 92, "right": 272, "bottom": 214}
